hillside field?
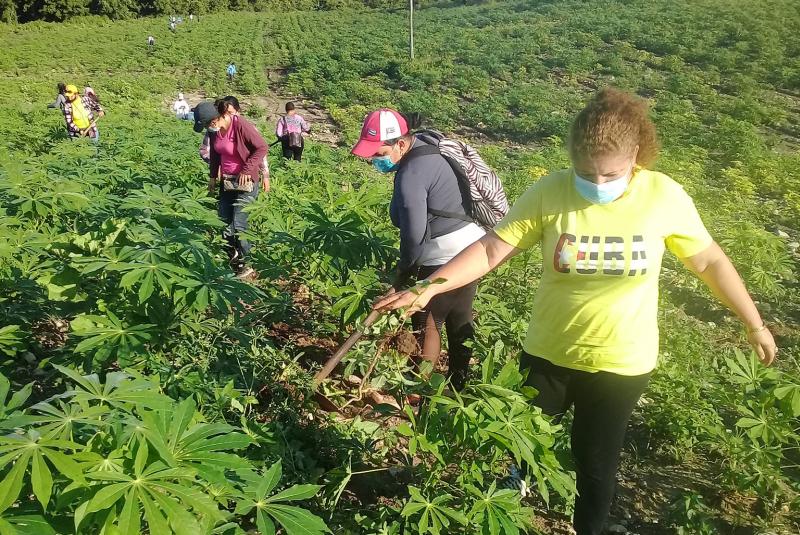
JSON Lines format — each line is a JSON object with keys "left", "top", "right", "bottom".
{"left": 1, "top": 1, "right": 799, "bottom": 533}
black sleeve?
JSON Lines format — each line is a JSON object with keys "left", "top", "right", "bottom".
{"left": 394, "top": 166, "right": 430, "bottom": 275}
{"left": 208, "top": 132, "right": 220, "bottom": 179}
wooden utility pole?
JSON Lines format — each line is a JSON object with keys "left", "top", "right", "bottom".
{"left": 409, "top": 0, "right": 415, "bottom": 60}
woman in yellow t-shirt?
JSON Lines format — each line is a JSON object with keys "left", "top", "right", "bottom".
{"left": 374, "top": 88, "right": 777, "bottom": 535}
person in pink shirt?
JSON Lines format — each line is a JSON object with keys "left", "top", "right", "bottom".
{"left": 275, "top": 101, "right": 311, "bottom": 161}
{"left": 200, "top": 96, "right": 270, "bottom": 191}
{"left": 194, "top": 99, "right": 268, "bottom": 279}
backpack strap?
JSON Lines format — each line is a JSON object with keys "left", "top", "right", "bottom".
{"left": 416, "top": 129, "right": 445, "bottom": 144}
{"left": 399, "top": 144, "right": 440, "bottom": 163}
{"left": 428, "top": 207, "right": 473, "bottom": 223}
{"left": 398, "top": 143, "right": 475, "bottom": 228}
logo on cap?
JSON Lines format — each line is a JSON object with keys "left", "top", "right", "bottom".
{"left": 386, "top": 127, "right": 397, "bottom": 135}
{"left": 367, "top": 128, "right": 377, "bottom": 136}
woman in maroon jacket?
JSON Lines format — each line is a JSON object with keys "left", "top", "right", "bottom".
{"left": 199, "top": 99, "right": 268, "bottom": 279}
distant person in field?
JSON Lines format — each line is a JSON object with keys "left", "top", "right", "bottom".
{"left": 173, "top": 93, "right": 190, "bottom": 120}
{"left": 374, "top": 88, "right": 777, "bottom": 535}
{"left": 276, "top": 101, "right": 311, "bottom": 161}
{"left": 189, "top": 13, "right": 194, "bottom": 22}
{"left": 198, "top": 96, "right": 270, "bottom": 191}
{"left": 147, "top": 35, "right": 155, "bottom": 48}
{"left": 226, "top": 62, "right": 237, "bottom": 82}
{"left": 48, "top": 82, "right": 67, "bottom": 110}
{"left": 62, "top": 84, "right": 103, "bottom": 142}
{"left": 193, "top": 99, "right": 268, "bottom": 279}
{"left": 352, "top": 109, "right": 485, "bottom": 391}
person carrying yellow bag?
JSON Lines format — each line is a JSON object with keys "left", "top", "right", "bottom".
{"left": 62, "top": 84, "right": 103, "bottom": 141}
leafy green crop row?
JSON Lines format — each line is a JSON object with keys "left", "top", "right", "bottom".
{"left": 0, "top": 1, "right": 799, "bottom": 533}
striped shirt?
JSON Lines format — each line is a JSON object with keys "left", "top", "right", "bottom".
{"left": 63, "top": 96, "right": 103, "bottom": 139}
{"left": 275, "top": 114, "right": 310, "bottom": 137}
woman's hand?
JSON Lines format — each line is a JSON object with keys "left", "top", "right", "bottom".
{"left": 747, "top": 326, "right": 778, "bottom": 366}
{"left": 239, "top": 174, "right": 252, "bottom": 189}
{"left": 207, "top": 177, "right": 216, "bottom": 195}
{"left": 373, "top": 284, "right": 433, "bottom": 317}
{"left": 682, "top": 243, "right": 778, "bottom": 367}
{"left": 261, "top": 174, "right": 270, "bottom": 192}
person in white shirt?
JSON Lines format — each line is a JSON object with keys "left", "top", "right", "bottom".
{"left": 173, "top": 93, "right": 190, "bottom": 120}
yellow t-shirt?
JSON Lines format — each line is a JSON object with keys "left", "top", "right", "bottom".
{"left": 71, "top": 99, "right": 91, "bottom": 129}
{"left": 493, "top": 168, "right": 713, "bottom": 376}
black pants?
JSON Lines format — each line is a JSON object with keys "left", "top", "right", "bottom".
{"left": 520, "top": 353, "right": 650, "bottom": 535}
{"left": 281, "top": 140, "right": 303, "bottom": 161}
{"left": 218, "top": 180, "right": 259, "bottom": 266}
{"left": 411, "top": 265, "right": 478, "bottom": 381}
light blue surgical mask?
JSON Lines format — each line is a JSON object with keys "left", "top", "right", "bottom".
{"left": 207, "top": 126, "right": 220, "bottom": 133}
{"left": 372, "top": 155, "right": 398, "bottom": 173}
{"left": 574, "top": 170, "right": 631, "bottom": 204}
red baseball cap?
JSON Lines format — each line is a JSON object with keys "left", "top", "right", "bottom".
{"left": 351, "top": 109, "right": 409, "bottom": 158}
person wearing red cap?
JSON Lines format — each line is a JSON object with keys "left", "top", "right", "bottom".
{"left": 352, "top": 109, "right": 486, "bottom": 390}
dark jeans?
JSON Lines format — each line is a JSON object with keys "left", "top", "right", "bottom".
{"left": 520, "top": 353, "right": 650, "bottom": 535}
{"left": 217, "top": 180, "right": 259, "bottom": 266}
{"left": 411, "top": 265, "right": 478, "bottom": 384}
{"left": 281, "top": 140, "right": 303, "bottom": 161}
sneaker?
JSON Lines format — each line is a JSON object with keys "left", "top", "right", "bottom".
{"left": 236, "top": 266, "right": 256, "bottom": 280}
{"left": 500, "top": 464, "right": 530, "bottom": 498}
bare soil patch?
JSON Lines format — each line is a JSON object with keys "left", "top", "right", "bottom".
{"left": 164, "top": 81, "right": 341, "bottom": 147}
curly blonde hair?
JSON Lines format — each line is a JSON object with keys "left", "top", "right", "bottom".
{"left": 568, "top": 87, "right": 660, "bottom": 167}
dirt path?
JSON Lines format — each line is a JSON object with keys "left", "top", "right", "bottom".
{"left": 165, "top": 76, "right": 341, "bottom": 147}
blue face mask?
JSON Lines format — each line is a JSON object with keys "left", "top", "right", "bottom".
{"left": 574, "top": 170, "right": 630, "bottom": 204}
{"left": 372, "top": 155, "right": 398, "bottom": 173}
{"left": 207, "top": 126, "right": 220, "bottom": 133}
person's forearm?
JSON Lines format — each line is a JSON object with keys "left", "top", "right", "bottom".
{"left": 209, "top": 150, "right": 220, "bottom": 178}
{"left": 391, "top": 265, "right": 414, "bottom": 290}
{"left": 373, "top": 233, "right": 521, "bottom": 314}
{"left": 418, "top": 235, "right": 508, "bottom": 297}
{"left": 243, "top": 144, "right": 268, "bottom": 177}
{"left": 696, "top": 255, "right": 763, "bottom": 329}
{"left": 391, "top": 241, "right": 418, "bottom": 289}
